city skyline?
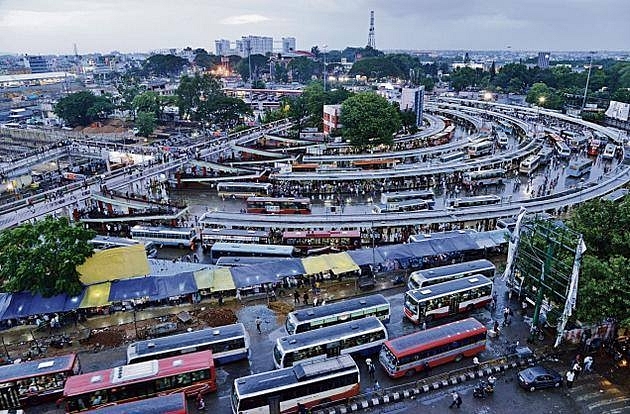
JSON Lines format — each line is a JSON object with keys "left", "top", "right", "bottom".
{"left": 0, "top": 0, "right": 629, "bottom": 55}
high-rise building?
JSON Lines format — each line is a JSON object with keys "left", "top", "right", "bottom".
{"left": 282, "top": 37, "right": 296, "bottom": 54}
{"left": 215, "top": 39, "right": 232, "bottom": 56}
{"left": 537, "top": 52, "right": 550, "bottom": 69}
{"left": 238, "top": 36, "right": 273, "bottom": 57}
{"left": 26, "top": 55, "right": 50, "bottom": 73}
{"left": 400, "top": 86, "right": 425, "bottom": 128}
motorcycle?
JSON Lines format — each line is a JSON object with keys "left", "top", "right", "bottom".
{"left": 473, "top": 380, "right": 494, "bottom": 399}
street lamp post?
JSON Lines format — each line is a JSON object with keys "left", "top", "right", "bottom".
{"left": 322, "top": 45, "right": 328, "bottom": 92}
{"left": 371, "top": 220, "right": 375, "bottom": 272}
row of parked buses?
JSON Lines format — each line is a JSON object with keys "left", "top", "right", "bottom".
{"left": 0, "top": 323, "right": 251, "bottom": 412}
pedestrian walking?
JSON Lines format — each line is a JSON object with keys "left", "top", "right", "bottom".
{"left": 503, "top": 307, "right": 510, "bottom": 324}
{"left": 196, "top": 393, "right": 206, "bottom": 411}
{"left": 565, "top": 370, "right": 575, "bottom": 389}
{"left": 303, "top": 292, "right": 309, "bottom": 305}
{"left": 366, "top": 358, "right": 375, "bottom": 381}
{"left": 572, "top": 361, "right": 583, "bottom": 379}
{"left": 294, "top": 290, "right": 300, "bottom": 304}
{"left": 449, "top": 391, "right": 462, "bottom": 408}
{"left": 583, "top": 355, "right": 594, "bottom": 373}
{"left": 255, "top": 316, "right": 262, "bottom": 334}
{"left": 422, "top": 321, "right": 427, "bottom": 330}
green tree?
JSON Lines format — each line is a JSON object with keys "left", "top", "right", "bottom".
{"left": 236, "top": 54, "right": 269, "bottom": 82}
{"left": 340, "top": 92, "right": 401, "bottom": 149}
{"left": 115, "top": 74, "right": 143, "bottom": 114}
{"left": 198, "top": 95, "right": 252, "bottom": 129}
{"left": 287, "top": 57, "right": 320, "bottom": 83}
{"left": 135, "top": 111, "right": 157, "bottom": 137}
{"left": 399, "top": 109, "right": 418, "bottom": 134}
{"left": 0, "top": 217, "right": 95, "bottom": 297}
{"left": 286, "top": 95, "right": 309, "bottom": 133}
{"left": 611, "top": 88, "right": 630, "bottom": 103}
{"left": 143, "top": 54, "right": 189, "bottom": 76}
{"left": 54, "top": 91, "right": 114, "bottom": 127}
{"left": 193, "top": 49, "right": 220, "bottom": 70}
{"left": 176, "top": 73, "right": 222, "bottom": 120}
{"left": 132, "top": 91, "right": 160, "bottom": 117}
{"left": 526, "top": 82, "right": 565, "bottom": 110}
{"left": 567, "top": 198, "right": 630, "bottom": 326}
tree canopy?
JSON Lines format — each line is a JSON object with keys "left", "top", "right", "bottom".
{"left": 0, "top": 217, "right": 95, "bottom": 297}
{"left": 340, "top": 92, "right": 401, "bottom": 149}
{"left": 143, "top": 54, "right": 189, "bottom": 77}
{"left": 236, "top": 54, "right": 269, "bottom": 82}
{"left": 567, "top": 198, "right": 630, "bottom": 326}
{"left": 287, "top": 57, "right": 320, "bottom": 84}
{"left": 54, "top": 91, "right": 114, "bottom": 127}
{"left": 135, "top": 111, "right": 157, "bottom": 137}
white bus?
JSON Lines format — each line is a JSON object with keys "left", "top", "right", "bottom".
{"left": 439, "top": 151, "right": 465, "bottom": 163}
{"left": 462, "top": 169, "right": 505, "bottom": 186}
{"left": 284, "top": 294, "right": 390, "bottom": 335}
{"left": 216, "top": 182, "right": 272, "bottom": 198}
{"left": 403, "top": 275, "right": 494, "bottom": 324}
{"left": 127, "top": 323, "right": 250, "bottom": 365}
{"left": 519, "top": 155, "right": 541, "bottom": 175}
{"left": 566, "top": 159, "right": 592, "bottom": 178}
{"left": 446, "top": 195, "right": 501, "bottom": 209}
{"left": 602, "top": 143, "right": 617, "bottom": 160}
{"left": 554, "top": 141, "right": 571, "bottom": 158}
{"left": 273, "top": 317, "right": 388, "bottom": 369}
{"left": 467, "top": 140, "right": 494, "bottom": 157}
{"left": 372, "top": 199, "right": 431, "bottom": 213}
{"left": 130, "top": 225, "right": 197, "bottom": 248}
{"left": 210, "top": 242, "right": 296, "bottom": 264}
{"left": 380, "top": 189, "right": 435, "bottom": 205}
{"left": 496, "top": 130, "right": 509, "bottom": 147}
{"left": 89, "top": 235, "right": 158, "bottom": 258}
{"left": 231, "top": 355, "right": 360, "bottom": 414}
{"left": 407, "top": 259, "right": 496, "bottom": 291}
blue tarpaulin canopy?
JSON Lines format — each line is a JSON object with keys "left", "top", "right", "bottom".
{"left": 347, "top": 248, "right": 384, "bottom": 266}
{"left": 108, "top": 277, "right": 159, "bottom": 302}
{"left": 230, "top": 259, "right": 305, "bottom": 289}
{"left": 153, "top": 273, "right": 198, "bottom": 299}
{"left": 0, "top": 293, "right": 12, "bottom": 320}
{"left": 1, "top": 292, "right": 67, "bottom": 319}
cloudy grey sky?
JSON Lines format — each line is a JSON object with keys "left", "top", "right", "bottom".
{"left": 0, "top": 0, "right": 628, "bottom": 54}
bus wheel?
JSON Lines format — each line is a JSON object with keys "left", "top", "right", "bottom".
{"left": 424, "top": 315, "right": 433, "bottom": 323}
{"left": 405, "top": 369, "right": 415, "bottom": 377}
{"left": 455, "top": 354, "right": 464, "bottom": 362}
{"left": 466, "top": 304, "right": 475, "bottom": 312}
{"left": 319, "top": 398, "right": 332, "bottom": 405}
{"left": 178, "top": 243, "right": 185, "bottom": 249}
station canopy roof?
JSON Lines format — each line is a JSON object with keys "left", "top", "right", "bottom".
{"left": 230, "top": 259, "right": 305, "bottom": 289}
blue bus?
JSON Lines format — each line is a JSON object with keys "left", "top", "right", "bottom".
{"left": 126, "top": 323, "right": 249, "bottom": 365}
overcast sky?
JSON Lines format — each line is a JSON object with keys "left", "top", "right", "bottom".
{"left": 0, "top": 0, "right": 628, "bottom": 55}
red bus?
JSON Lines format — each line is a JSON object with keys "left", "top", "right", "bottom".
{"left": 88, "top": 393, "right": 187, "bottom": 413}
{"left": 245, "top": 197, "right": 312, "bottom": 214}
{"left": 62, "top": 350, "right": 216, "bottom": 413}
{"left": 291, "top": 163, "right": 319, "bottom": 172}
{"left": 352, "top": 159, "right": 399, "bottom": 170}
{"left": 0, "top": 353, "right": 81, "bottom": 409}
{"left": 282, "top": 230, "right": 361, "bottom": 255}
{"left": 379, "top": 318, "right": 487, "bottom": 378}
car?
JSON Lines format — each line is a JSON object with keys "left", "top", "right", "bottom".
{"left": 517, "top": 365, "right": 563, "bottom": 391}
